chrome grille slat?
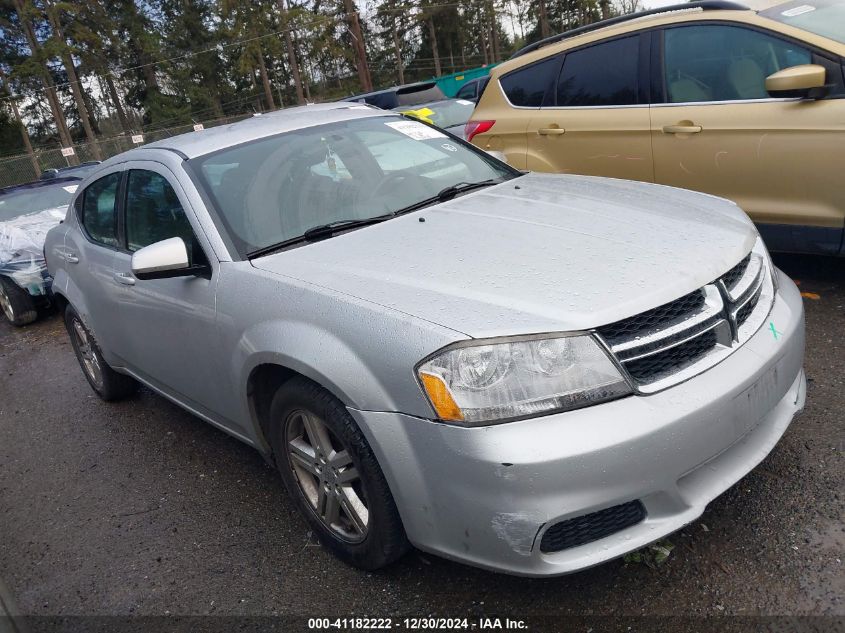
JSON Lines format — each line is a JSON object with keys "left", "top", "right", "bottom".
{"left": 732, "top": 275, "right": 764, "bottom": 328}
{"left": 612, "top": 285, "right": 725, "bottom": 358}
{"left": 620, "top": 318, "right": 726, "bottom": 363}
{"left": 599, "top": 290, "right": 706, "bottom": 345}
{"left": 726, "top": 254, "right": 763, "bottom": 303}
{"left": 595, "top": 245, "right": 774, "bottom": 393}
{"left": 721, "top": 254, "right": 750, "bottom": 290}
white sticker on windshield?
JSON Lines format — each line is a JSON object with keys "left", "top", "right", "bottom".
{"left": 781, "top": 4, "right": 815, "bottom": 16}
{"left": 63, "top": 185, "right": 79, "bottom": 193}
{"left": 456, "top": 99, "right": 474, "bottom": 105}
{"left": 385, "top": 120, "right": 446, "bottom": 140}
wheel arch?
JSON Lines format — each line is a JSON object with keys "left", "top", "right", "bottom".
{"left": 244, "top": 356, "right": 363, "bottom": 463}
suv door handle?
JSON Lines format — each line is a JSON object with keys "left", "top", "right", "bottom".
{"left": 662, "top": 124, "right": 702, "bottom": 134}
{"left": 113, "top": 272, "right": 136, "bottom": 286}
{"left": 65, "top": 253, "right": 79, "bottom": 264}
{"left": 538, "top": 127, "right": 565, "bottom": 136}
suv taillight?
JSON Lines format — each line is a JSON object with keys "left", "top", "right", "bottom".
{"left": 464, "top": 120, "right": 495, "bottom": 143}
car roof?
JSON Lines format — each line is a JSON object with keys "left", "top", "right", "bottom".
{"left": 123, "top": 102, "right": 393, "bottom": 162}
{"left": 509, "top": 1, "right": 750, "bottom": 59}
{"left": 0, "top": 176, "right": 82, "bottom": 196}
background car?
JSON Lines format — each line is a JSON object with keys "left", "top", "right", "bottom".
{"left": 454, "top": 75, "right": 490, "bottom": 103}
{"left": 468, "top": 0, "right": 845, "bottom": 255}
{"left": 340, "top": 80, "right": 445, "bottom": 109}
{"left": 0, "top": 177, "right": 80, "bottom": 325}
{"left": 40, "top": 161, "right": 101, "bottom": 181}
{"left": 394, "top": 98, "right": 477, "bottom": 138}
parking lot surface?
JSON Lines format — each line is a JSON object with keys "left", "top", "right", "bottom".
{"left": 0, "top": 254, "right": 842, "bottom": 621}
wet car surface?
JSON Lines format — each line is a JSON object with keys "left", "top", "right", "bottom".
{"left": 0, "top": 254, "right": 841, "bottom": 620}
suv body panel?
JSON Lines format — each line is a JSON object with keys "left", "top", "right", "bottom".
{"left": 472, "top": 8, "right": 845, "bottom": 254}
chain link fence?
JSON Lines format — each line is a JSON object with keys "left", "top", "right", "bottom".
{"left": 0, "top": 113, "right": 253, "bottom": 189}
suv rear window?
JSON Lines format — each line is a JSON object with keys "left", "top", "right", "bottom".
{"left": 500, "top": 57, "right": 559, "bottom": 107}
{"left": 556, "top": 36, "right": 639, "bottom": 107}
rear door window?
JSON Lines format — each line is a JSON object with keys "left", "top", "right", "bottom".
{"left": 500, "top": 57, "right": 559, "bottom": 107}
{"left": 555, "top": 36, "right": 640, "bottom": 106}
{"left": 80, "top": 172, "right": 120, "bottom": 247}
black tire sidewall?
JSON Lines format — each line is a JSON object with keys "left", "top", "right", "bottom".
{"left": 0, "top": 276, "right": 37, "bottom": 326}
{"left": 268, "top": 377, "right": 408, "bottom": 570}
{"left": 64, "top": 306, "right": 136, "bottom": 401}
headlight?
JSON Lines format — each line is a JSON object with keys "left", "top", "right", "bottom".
{"left": 417, "top": 334, "right": 631, "bottom": 425}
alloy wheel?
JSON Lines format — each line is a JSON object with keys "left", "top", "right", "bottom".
{"left": 0, "top": 284, "right": 13, "bottom": 322}
{"left": 286, "top": 409, "right": 369, "bottom": 542}
{"left": 71, "top": 319, "right": 104, "bottom": 389}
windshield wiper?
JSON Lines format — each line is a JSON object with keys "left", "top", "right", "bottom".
{"left": 391, "top": 179, "right": 503, "bottom": 216}
{"left": 437, "top": 179, "right": 502, "bottom": 200}
{"left": 247, "top": 213, "right": 395, "bottom": 259}
{"left": 302, "top": 213, "right": 396, "bottom": 242}
{"left": 247, "top": 180, "right": 503, "bottom": 260}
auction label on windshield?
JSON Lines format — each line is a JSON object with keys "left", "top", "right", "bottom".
{"left": 385, "top": 120, "right": 447, "bottom": 140}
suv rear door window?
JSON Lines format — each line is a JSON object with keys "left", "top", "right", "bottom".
{"left": 500, "top": 57, "right": 559, "bottom": 107}
{"left": 662, "top": 25, "right": 811, "bottom": 103}
{"left": 80, "top": 172, "right": 120, "bottom": 247}
{"left": 555, "top": 36, "right": 639, "bottom": 107}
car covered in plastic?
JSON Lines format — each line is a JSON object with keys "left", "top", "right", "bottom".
{"left": 0, "top": 177, "right": 79, "bottom": 326}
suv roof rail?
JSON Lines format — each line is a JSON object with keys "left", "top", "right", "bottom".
{"left": 510, "top": 1, "right": 749, "bottom": 59}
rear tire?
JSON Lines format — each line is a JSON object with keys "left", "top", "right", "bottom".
{"left": 268, "top": 376, "right": 409, "bottom": 570}
{"left": 64, "top": 305, "right": 138, "bottom": 401}
{"left": 0, "top": 276, "right": 37, "bottom": 327}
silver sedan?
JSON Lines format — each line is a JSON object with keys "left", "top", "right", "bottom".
{"left": 45, "top": 103, "right": 805, "bottom": 576}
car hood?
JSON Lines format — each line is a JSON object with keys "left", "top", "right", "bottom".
{"left": 251, "top": 173, "right": 757, "bottom": 338}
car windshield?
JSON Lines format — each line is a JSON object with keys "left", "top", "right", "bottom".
{"left": 189, "top": 115, "right": 515, "bottom": 256}
{"left": 397, "top": 100, "right": 476, "bottom": 129}
{"left": 0, "top": 182, "right": 77, "bottom": 222}
{"left": 761, "top": 0, "right": 845, "bottom": 44}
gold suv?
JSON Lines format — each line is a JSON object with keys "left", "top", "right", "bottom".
{"left": 468, "top": 0, "right": 845, "bottom": 254}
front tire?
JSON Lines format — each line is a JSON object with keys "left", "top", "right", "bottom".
{"left": 0, "top": 276, "right": 37, "bottom": 327}
{"left": 64, "top": 306, "right": 138, "bottom": 401}
{"left": 269, "top": 376, "right": 409, "bottom": 570}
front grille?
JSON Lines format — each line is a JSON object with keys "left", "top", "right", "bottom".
{"left": 735, "top": 285, "right": 761, "bottom": 327}
{"left": 540, "top": 501, "right": 646, "bottom": 553}
{"left": 624, "top": 330, "right": 718, "bottom": 383}
{"left": 721, "top": 254, "right": 750, "bottom": 290}
{"left": 600, "top": 290, "right": 705, "bottom": 345}
{"left": 595, "top": 249, "right": 771, "bottom": 392}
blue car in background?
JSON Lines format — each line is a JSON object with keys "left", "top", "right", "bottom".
{"left": 0, "top": 177, "right": 80, "bottom": 326}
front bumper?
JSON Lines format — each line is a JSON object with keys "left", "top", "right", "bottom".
{"left": 350, "top": 270, "right": 806, "bottom": 576}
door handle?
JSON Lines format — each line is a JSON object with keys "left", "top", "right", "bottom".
{"left": 113, "top": 272, "right": 136, "bottom": 286}
{"left": 538, "top": 127, "right": 565, "bottom": 136}
{"left": 64, "top": 253, "right": 79, "bottom": 264}
{"left": 663, "top": 124, "right": 702, "bottom": 134}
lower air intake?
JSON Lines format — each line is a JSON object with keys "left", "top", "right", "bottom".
{"left": 539, "top": 500, "right": 647, "bottom": 553}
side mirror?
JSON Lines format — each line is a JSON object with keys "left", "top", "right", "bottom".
{"left": 131, "top": 237, "right": 191, "bottom": 280}
{"left": 765, "top": 64, "right": 826, "bottom": 99}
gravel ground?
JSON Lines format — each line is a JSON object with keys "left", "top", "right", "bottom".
{"left": 0, "top": 254, "right": 842, "bottom": 626}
